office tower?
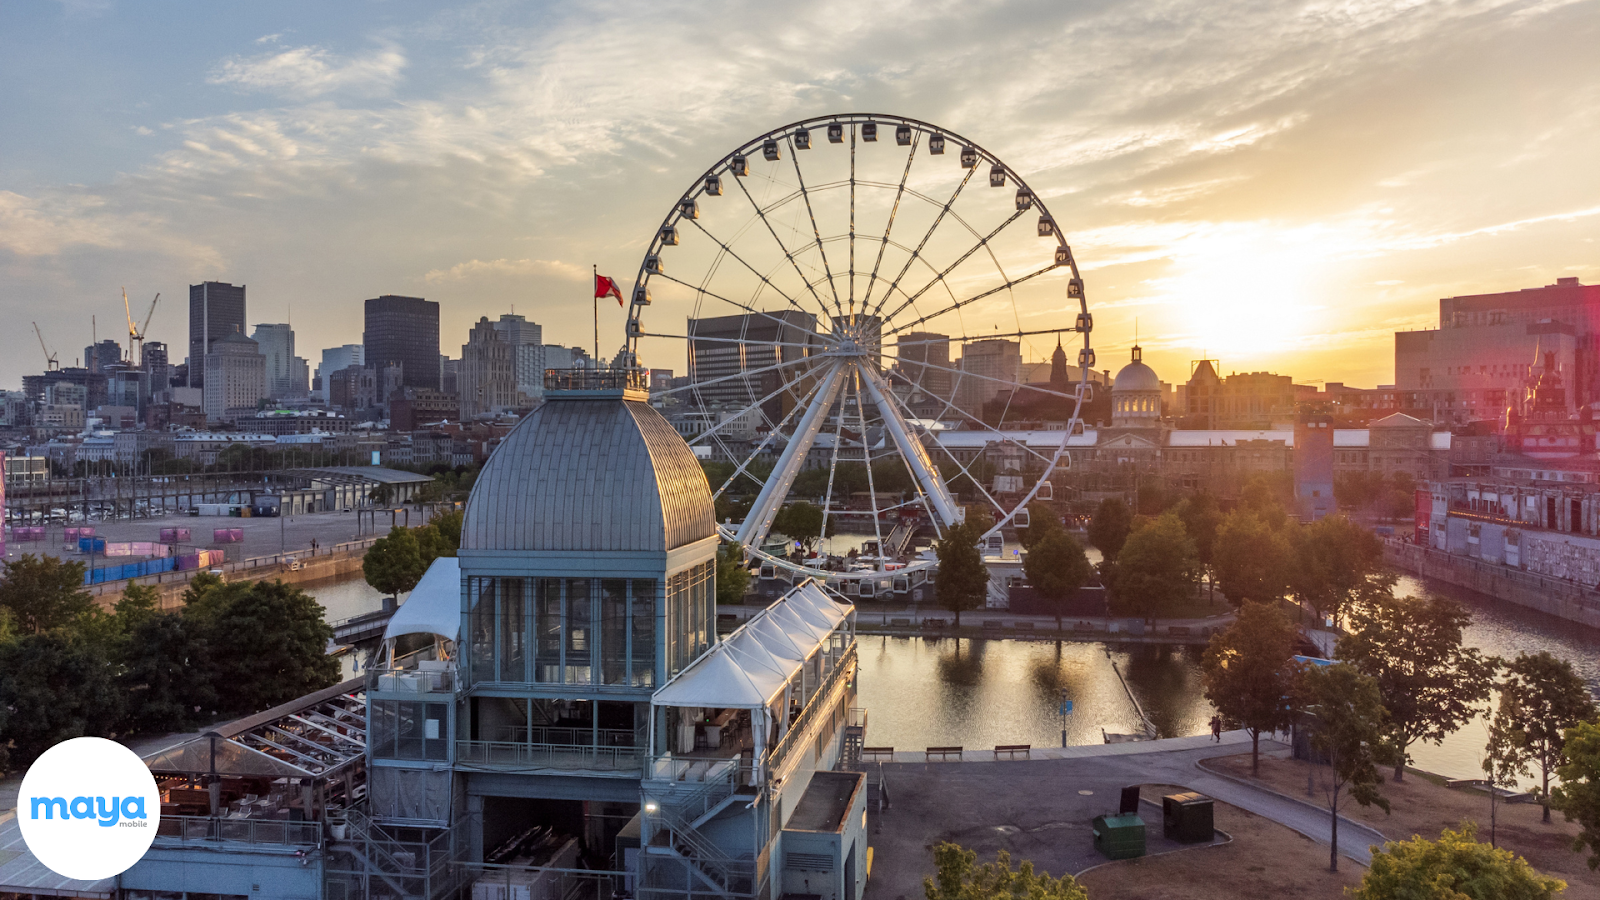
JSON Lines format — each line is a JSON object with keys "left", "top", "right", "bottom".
{"left": 493, "top": 313, "right": 545, "bottom": 400}
{"left": 202, "top": 330, "right": 266, "bottom": 421}
{"left": 318, "top": 344, "right": 364, "bottom": 401}
{"left": 188, "top": 281, "right": 247, "bottom": 388}
{"left": 84, "top": 339, "right": 123, "bottom": 374}
{"left": 251, "top": 324, "right": 310, "bottom": 400}
{"left": 459, "top": 317, "right": 516, "bottom": 419}
{"left": 440, "top": 356, "right": 459, "bottom": 395}
{"left": 954, "top": 339, "right": 1021, "bottom": 415}
{"left": 687, "top": 310, "right": 820, "bottom": 420}
{"left": 142, "top": 342, "right": 169, "bottom": 398}
{"left": 364, "top": 295, "right": 440, "bottom": 390}
{"left": 896, "top": 332, "right": 952, "bottom": 400}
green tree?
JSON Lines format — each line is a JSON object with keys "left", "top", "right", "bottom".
{"left": 187, "top": 580, "right": 340, "bottom": 716}
{"left": 1489, "top": 652, "right": 1600, "bottom": 823}
{"left": 772, "top": 502, "right": 828, "bottom": 553}
{"left": 1297, "top": 662, "right": 1392, "bottom": 873}
{"left": 1202, "top": 601, "right": 1300, "bottom": 774}
{"left": 1354, "top": 825, "right": 1565, "bottom": 899}
{"left": 1553, "top": 720, "right": 1600, "bottom": 870}
{"left": 364, "top": 525, "right": 426, "bottom": 599}
{"left": 715, "top": 542, "right": 751, "bottom": 606}
{"left": 0, "top": 553, "right": 94, "bottom": 634}
{"left": 119, "top": 612, "right": 214, "bottom": 734}
{"left": 923, "top": 843, "right": 1087, "bottom": 900}
{"left": 1023, "top": 528, "right": 1090, "bottom": 629}
{"left": 1339, "top": 593, "right": 1498, "bottom": 782}
{"left": 1087, "top": 497, "right": 1133, "bottom": 564}
{"left": 1174, "top": 492, "right": 1224, "bottom": 594}
{"left": 1019, "top": 501, "right": 1062, "bottom": 552}
{"left": 1239, "top": 471, "right": 1291, "bottom": 528}
{"left": 431, "top": 508, "right": 465, "bottom": 547}
{"left": 0, "top": 632, "right": 122, "bottom": 772}
{"left": 1212, "top": 510, "right": 1291, "bottom": 606}
{"left": 1288, "top": 515, "right": 1387, "bottom": 626}
{"left": 935, "top": 515, "right": 989, "bottom": 628}
{"left": 1111, "top": 513, "right": 1198, "bottom": 622}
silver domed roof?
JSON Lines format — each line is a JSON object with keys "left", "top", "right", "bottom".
{"left": 1113, "top": 346, "right": 1161, "bottom": 393}
{"left": 462, "top": 399, "right": 717, "bottom": 553}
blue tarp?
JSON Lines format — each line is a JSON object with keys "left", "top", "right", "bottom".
{"left": 83, "top": 557, "right": 178, "bottom": 584}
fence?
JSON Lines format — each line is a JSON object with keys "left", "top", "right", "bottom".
{"left": 82, "top": 549, "right": 225, "bottom": 584}
{"left": 160, "top": 527, "right": 191, "bottom": 542}
{"left": 86, "top": 537, "right": 379, "bottom": 594}
{"left": 154, "top": 814, "right": 321, "bottom": 847}
{"left": 214, "top": 527, "right": 245, "bottom": 543}
{"left": 11, "top": 526, "right": 46, "bottom": 541}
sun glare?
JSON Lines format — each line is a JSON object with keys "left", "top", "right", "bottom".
{"left": 1158, "top": 227, "right": 1323, "bottom": 358}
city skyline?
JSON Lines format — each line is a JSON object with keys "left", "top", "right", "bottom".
{"left": 2, "top": 1, "right": 1598, "bottom": 389}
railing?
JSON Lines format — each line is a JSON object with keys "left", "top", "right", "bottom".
{"left": 646, "top": 756, "right": 757, "bottom": 823}
{"left": 846, "top": 707, "right": 868, "bottom": 729}
{"left": 458, "top": 863, "right": 628, "bottom": 900}
{"left": 154, "top": 814, "right": 321, "bottom": 847}
{"left": 544, "top": 367, "right": 648, "bottom": 392}
{"left": 482, "top": 725, "right": 637, "bottom": 747}
{"left": 455, "top": 740, "right": 645, "bottom": 773}
{"left": 766, "top": 643, "right": 858, "bottom": 777}
{"left": 367, "top": 666, "right": 455, "bottom": 695}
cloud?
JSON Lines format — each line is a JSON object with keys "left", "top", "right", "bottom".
{"left": 423, "top": 258, "right": 588, "bottom": 284}
{"left": 208, "top": 42, "right": 406, "bottom": 98}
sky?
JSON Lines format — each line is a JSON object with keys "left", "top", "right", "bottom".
{"left": 1, "top": 0, "right": 1598, "bottom": 392}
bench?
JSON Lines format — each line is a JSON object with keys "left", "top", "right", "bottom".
{"left": 993, "top": 744, "right": 1031, "bottom": 760}
{"left": 982, "top": 620, "right": 1004, "bottom": 629}
{"left": 890, "top": 617, "right": 912, "bottom": 627}
{"left": 925, "top": 746, "right": 964, "bottom": 761}
{"left": 862, "top": 747, "right": 895, "bottom": 761}
{"left": 1015, "top": 622, "right": 1035, "bottom": 631}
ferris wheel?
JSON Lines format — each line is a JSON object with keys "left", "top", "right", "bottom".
{"left": 624, "top": 114, "right": 1096, "bottom": 580}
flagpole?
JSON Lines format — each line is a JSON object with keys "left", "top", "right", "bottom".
{"left": 592, "top": 264, "right": 599, "bottom": 368}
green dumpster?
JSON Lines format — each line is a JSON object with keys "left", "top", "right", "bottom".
{"left": 1091, "top": 813, "right": 1145, "bottom": 860}
{"left": 1162, "top": 792, "right": 1215, "bottom": 843}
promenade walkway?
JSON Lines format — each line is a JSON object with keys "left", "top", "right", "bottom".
{"left": 864, "top": 731, "right": 1385, "bottom": 899}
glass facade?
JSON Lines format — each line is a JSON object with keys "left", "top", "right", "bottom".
{"left": 467, "top": 575, "right": 711, "bottom": 687}
{"left": 371, "top": 699, "right": 449, "bottom": 761}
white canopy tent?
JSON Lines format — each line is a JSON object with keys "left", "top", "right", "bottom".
{"left": 383, "top": 556, "right": 461, "bottom": 643}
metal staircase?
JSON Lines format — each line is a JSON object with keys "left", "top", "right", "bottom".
{"left": 841, "top": 708, "right": 867, "bottom": 769}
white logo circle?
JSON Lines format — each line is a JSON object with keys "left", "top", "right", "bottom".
{"left": 18, "top": 737, "right": 162, "bottom": 880}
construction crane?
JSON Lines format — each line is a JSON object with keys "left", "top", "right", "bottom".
{"left": 33, "top": 322, "right": 59, "bottom": 371}
{"left": 122, "top": 287, "right": 160, "bottom": 368}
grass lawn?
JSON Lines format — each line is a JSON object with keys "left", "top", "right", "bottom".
{"left": 1075, "top": 783, "right": 1364, "bottom": 899}
{"left": 1203, "top": 752, "right": 1595, "bottom": 893}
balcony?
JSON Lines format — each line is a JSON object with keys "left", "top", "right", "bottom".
{"left": 456, "top": 737, "right": 645, "bottom": 774}
{"left": 154, "top": 814, "right": 321, "bottom": 848}
{"left": 367, "top": 647, "right": 455, "bottom": 695}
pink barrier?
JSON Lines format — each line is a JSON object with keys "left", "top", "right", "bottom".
{"left": 160, "top": 528, "right": 192, "bottom": 542}
{"left": 213, "top": 528, "right": 244, "bottom": 544}
{"left": 13, "top": 526, "right": 46, "bottom": 541}
{"left": 103, "top": 542, "right": 171, "bottom": 559}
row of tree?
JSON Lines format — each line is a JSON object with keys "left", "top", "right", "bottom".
{"left": 0, "top": 555, "right": 341, "bottom": 773}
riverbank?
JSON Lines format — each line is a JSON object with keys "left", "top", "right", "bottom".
{"left": 89, "top": 538, "right": 375, "bottom": 611}
{"left": 1385, "top": 539, "right": 1600, "bottom": 628}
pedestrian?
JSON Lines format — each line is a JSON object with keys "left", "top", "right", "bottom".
{"left": 1210, "top": 715, "right": 1222, "bottom": 743}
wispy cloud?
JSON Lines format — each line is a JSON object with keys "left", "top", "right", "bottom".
{"left": 209, "top": 42, "right": 406, "bottom": 98}
{"left": 424, "top": 258, "right": 587, "bottom": 284}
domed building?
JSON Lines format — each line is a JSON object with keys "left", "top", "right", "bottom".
{"left": 1111, "top": 344, "right": 1162, "bottom": 428}
{"left": 352, "top": 369, "right": 866, "bottom": 900}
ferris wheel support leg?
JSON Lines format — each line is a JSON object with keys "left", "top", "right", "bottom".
{"left": 858, "top": 364, "right": 961, "bottom": 527}
{"left": 735, "top": 359, "right": 848, "bottom": 551}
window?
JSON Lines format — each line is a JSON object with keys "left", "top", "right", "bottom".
{"left": 536, "top": 579, "right": 563, "bottom": 682}
{"left": 499, "top": 578, "right": 527, "bottom": 682}
{"left": 468, "top": 578, "right": 495, "bottom": 685}
{"left": 601, "top": 579, "right": 628, "bottom": 685}
{"left": 566, "top": 578, "right": 592, "bottom": 684}
{"left": 632, "top": 579, "right": 657, "bottom": 687}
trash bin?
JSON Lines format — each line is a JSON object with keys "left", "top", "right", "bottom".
{"left": 1092, "top": 814, "right": 1145, "bottom": 860}
{"left": 1162, "top": 792, "right": 1215, "bottom": 843}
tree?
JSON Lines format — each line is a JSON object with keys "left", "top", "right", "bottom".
{"left": 0, "top": 632, "right": 122, "bottom": 772}
{"left": 1212, "top": 510, "right": 1291, "bottom": 606}
{"left": 1239, "top": 471, "right": 1291, "bottom": 528}
{"left": 1287, "top": 515, "right": 1386, "bottom": 626}
{"left": 364, "top": 525, "right": 426, "bottom": 599}
{"left": 1202, "top": 601, "right": 1299, "bottom": 774}
{"left": 0, "top": 553, "right": 94, "bottom": 634}
{"left": 1023, "top": 528, "right": 1090, "bottom": 629}
{"left": 1553, "top": 720, "right": 1600, "bottom": 870}
{"left": 1111, "top": 513, "right": 1198, "bottom": 622}
{"left": 1087, "top": 497, "right": 1133, "bottom": 564}
{"left": 1174, "top": 492, "right": 1224, "bottom": 594}
{"left": 1354, "top": 825, "right": 1565, "bottom": 899}
{"left": 1488, "top": 651, "right": 1599, "bottom": 823}
{"left": 1019, "top": 501, "right": 1062, "bottom": 552}
{"left": 431, "top": 508, "right": 465, "bottom": 547}
{"left": 1297, "top": 662, "right": 1391, "bottom": 873}
{"left": 187, "top": 579, "right": 340, "bottom": 716}
{"left": 715, "top": 542, "right": 751, "bottom": 606}
{"left": 923, "top": 843, "right": 1087, "bottom": 900}
{"left": 119, "top": 611, "right": 214, "bottom": 734}
{"left": 1338, "top": 593, "right": 1498, "bottom": 781}
{"left": 935, "top": 516, "right": 989, "bottom": 627}
{"left": 772, "top": 502, "right": 828, "bottom": 553}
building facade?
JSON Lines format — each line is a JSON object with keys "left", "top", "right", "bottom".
{"left": 954, "top": 339, "right": 1021, "bottom": 417}
{"left": 319, "top": 344, "right": 365, "bottom": 400}
{"left": 365, "top": 295, "right": 441, "bottom": 390}
{"left": 203, "top": 330, "right": 267, "bottom": 421}
{"left": 252, "top": 323, "right": 311, "bottom": 400}
{"left": 189, "top": 281, "right": 247, "bottom": 387}
{"left": 460, "top": 317, "right": 517, "bottom": 420}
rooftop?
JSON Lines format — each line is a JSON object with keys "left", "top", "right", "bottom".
{"left": 785, "top": 771, "right": 863, "bottom": 833}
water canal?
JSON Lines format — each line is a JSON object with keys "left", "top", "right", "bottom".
{"left": 304, "top": 568, "right": 1599, "bottom": 785}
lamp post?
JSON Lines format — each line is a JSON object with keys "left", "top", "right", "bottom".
{"left": 1059, "top": 690, "right": 1072, "bottom": 748}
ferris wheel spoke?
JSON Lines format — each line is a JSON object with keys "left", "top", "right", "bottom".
{"left": 707, "top": 364, "right": 836, "bottom": 500}
{"left": 857, "top": 364, "right": 960, "bottom": 524}
{"left": 681, "top": 216, "right": 815, "bottom": 319}
{"left": 690, "top": 358, "right": 832, "bottom": 453}
{"left": 852, "top": 370, "right": 887, "bottom": 566}
{"left": 735, "top": 360, "right": 849, "bottom": 549}
{"left": 786, "top": 133, "right": 845, "bottom": 320}
{"left": 864, "top": 163, "right": 980, "bottom": 323}
{"left": 660, "top": 351, "right": 822, "bottom": 398}
{"left": 888, "top": 353, "right": 1084, "bottom": 407}
{"left": 847, "top": 125, "right": 857, "bottom": 316}
{"left": 728, "top": 164, "right": 836, "bottom": 321}
{"left": 818, "top": 380, "right": 849, "bottom": 543}
{"left": 857, "top": 133, "right": 918, "bottom": 316}
{"left": 874, "top": 379, "right": 1011, "bottom": 521}
{"left": 883, "top": 261, "right": 1062, "bottom": 338}
{"left": 637, "top": 331, "right": 831, "bottom": 353}
{"left": 879, "top": 207, "right": 1028, "bottom": 325}
{"left": 649, "top": 271, "right": 828, "bottom": 341}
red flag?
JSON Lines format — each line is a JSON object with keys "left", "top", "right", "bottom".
{"left": 595, "top": 273, "right": 624, "bottom": 306}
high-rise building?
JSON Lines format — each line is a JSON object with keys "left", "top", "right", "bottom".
{"left": 459, "top": 317, "right": 516, "bottom": 420}
{"left": 363, "top": 295, "right": 440, "bottom": 391}
{"left": 541, "top": 345, "right": 591, "bottom": 370}
{"left": 317, "top": 345, "right": 364, "bottom": 401}
{"left": 687, "top": 310, "right": 820, "bottom": 419}
{"left": 142, "top": 342, "right": 169, "bottom": 399}
{"left": 954, "top": 339, "right": 1021, "bottom": 415}
{"left": 251, "top": 324, "right": 310, "bottom": 400}
{"left": 203, "top": 330, "right": 266, "bottom": 422}
{"left": 83, "top": 339, "right": 123, "bottom": 374}
{"left": 493, "top": 314, "right": 544, "bottom": 401}
{"left": 188, "top": 281, "right": 246, "bottom": 388}
{"left": 895, "top": 331, "right": 952, "bottom": 401}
